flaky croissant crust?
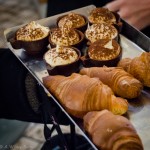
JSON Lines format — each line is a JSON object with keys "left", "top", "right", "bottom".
{"left": 83, "top": 110, "right": 144, "bottom": 150}
{"left": 80, "top": 67, "right": 143, "bottom": 99}
{"left": 118, "top": 52, "right": 150, "bottom": 87}
{"left": 43, "top": 73, "right": 128, "bottom": 118}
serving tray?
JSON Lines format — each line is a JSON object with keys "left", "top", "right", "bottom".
{"left": 4, "top": 5, "right": 150, "bottom": 150}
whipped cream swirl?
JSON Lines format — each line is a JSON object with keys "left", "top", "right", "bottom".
{"left": 44, "top": 46, "right": 78, "bottom": 67}
{"left": 16, "top": 21, "right": 49, "bottom": 41}
{"left": 85, "top": 23, "right": 118, "bottom": 43}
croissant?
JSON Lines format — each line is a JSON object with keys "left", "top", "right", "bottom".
{"left": 118, "top": 52, "right": 150, "bottom": 87}
{"left": 80, "top": 67, "right": 143, "bottom": 99}
{"left": 83, "top": 110, "right": 144, "bottom": 150}
{"left": 43, "top": 73, "right": 128, "bottom": 118}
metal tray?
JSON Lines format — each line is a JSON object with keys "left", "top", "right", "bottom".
{"left": 4, "top": 5, "right": 150, "bottom": 150}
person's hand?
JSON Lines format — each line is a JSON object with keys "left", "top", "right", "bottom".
{"left": 105, "top": 0, "right": 150, "bottom": 30}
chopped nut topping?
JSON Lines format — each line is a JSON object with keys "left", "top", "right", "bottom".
{"left": 50, "top": 28, "right": 80, "bottom": 46}
{"left": 88, "top": 39, "right": 120, "bottom": 61}
{"left": 56, "top": 45, "right": 66, "bottom": 53}
{"left": 85, "top": 23, "right": 118, "bottom": 43}
{"left": 61, "top": 19, "right": 73, "bottom": 35}
{"left": 58, "top": 12, "right": 85, "bottom": 28}
{"left": 16, "top": 21, "right": 49, "bottom": 41}
{"left": 88, "top": 7, "right": 116, "bottom": 24}
{"left": 44, "top": 47, "right": 78, "bottom": 67}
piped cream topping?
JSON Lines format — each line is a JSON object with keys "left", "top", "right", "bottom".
{"left": 16, "top": 21, "right": 49, "bottom": 41}
{"left": 58, "top": 12, "right": 86, "bottom": 28}
{"left": 88, "top": 39, "right": 121, "bottom": 61}
{"left": 85, "top": 23, "right": 118, "bottom": 43}
{"left": 50, "top": 28, "right": 80, "bottom": 46}
{"left": 44, "top": 46, "right": 78, "bottom": 67}
{"left": 104, "top": 40, "right": 113, "bottom": 49}
{"left": 88, "top": 8, "right": 116, "bottom": 24}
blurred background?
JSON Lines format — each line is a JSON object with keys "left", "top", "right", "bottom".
{"left": 0, "top": 0, "right": 58, "bottom": 150}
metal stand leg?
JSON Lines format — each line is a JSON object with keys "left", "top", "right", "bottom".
{"left": 70, "top": 123, "right": 76, "bottom": 150}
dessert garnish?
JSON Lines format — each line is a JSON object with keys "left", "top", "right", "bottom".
{"left": 44, "top": 45, "right": 78, "bottom": 67}
{"left": 16, "top": 21, "right": 49, "bottom": 41}
{"left": 88, "top": 39, "right": 121, "bottom": 61}
{"left": 50, "top": 23, "right": 80, "bottom": 46}
{"left": 58, "top": 12, "right": 86, "bottom": 28}
{"left": 85, "top": 23, "right": 118, "bottom": 43}
{"left": 88, "top": 7, "right": 116, "bottom": 24}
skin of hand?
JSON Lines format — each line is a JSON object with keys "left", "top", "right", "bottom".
{"left": 105, "top": 0, "right": 150, "bottom": 30}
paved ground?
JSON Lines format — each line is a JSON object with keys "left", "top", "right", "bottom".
{"left": 12, "top": 123, "right": 73, "bottom": 150}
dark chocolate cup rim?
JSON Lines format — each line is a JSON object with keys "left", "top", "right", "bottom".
{"left": 43, "top": 46, "right": 81, "bottom": 69}
{"left": 56, "top": 14, "right": 88, "bottom": 29}
{"left": 16, "top": 34, "right": 49, "bottom": 43}
{"left": 49, "top": 28, "right": 85, "bottom": 47}
{"left": 81, "top": 45, "right": 122, "bottom": 67}
{"left": 9, "top": 33, "right": 49, "bottom": 49}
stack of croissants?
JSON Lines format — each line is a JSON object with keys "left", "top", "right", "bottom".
{"left": 43, "top": 52, "right": 150, "bottom": 150}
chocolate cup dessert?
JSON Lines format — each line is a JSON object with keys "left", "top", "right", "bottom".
{"left": 56, "top": 13, "right": 88, "bottom": 32}
{"left": 85, "top": 23, "right": 119, "bottom": 45}
{"left": 88, "top": 7, "right": 122, "bottom": 33}
{"left": 88, "top": 8, "right": 116, "bottom": 24}
{"left": 81, "top": 39, "right": 122, "bottom": 67}
{"left": 49, "top": 28, "right": 85, "bottom": 50}
{"left": 9, "top": 35, "right": 49, "bottom": 56}
{"left": 43, "top": 47, "right": 81, "bottom": 76}
{"left": 9, "top": 21, "right": 49, "bottom": 56}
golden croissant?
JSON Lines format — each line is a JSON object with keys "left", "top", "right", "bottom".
{"left": 118, "top": 52, "right": 150, "bottom": 87}
{"left": 43, "top": 73, "right": 128, "bottom": 118}
{"left": 80, "top": 67, "right": 143, "bottom": 99}
{"left": 84, "top": 110, "right": 144, "bottom": 150}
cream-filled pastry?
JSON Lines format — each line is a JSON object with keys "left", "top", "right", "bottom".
{"left": 58, "top": 12, "right": 86, "bottom": 29}
{"left": 16, "top": 21, "right": 49, "bottom": 41}
{"left": 88, "top": 7, "right": 116, "bottom": 24}
{"left": 50, "top": 25, "right": 80, "bottom": 47}
{"left": 85, "top": 23, "right": 118, "bottom": 43}
{"left": 88, "top": 39, "right": 121, "bottom": 61}
{"left": 44, "top": 46, "right": 78, "bottom": 67}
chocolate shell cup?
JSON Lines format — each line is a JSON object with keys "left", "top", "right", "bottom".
{"left": 81, "top": 39, "right": 122, "bottom": 67}
{"left": 44, "top": 47, "right": 81, "bottom": 76}
{"left": 112, "top": 12, "right": 123, "bottom": 33}
{"left": 81, "top": 54, "right": 122, "bottom": 67}
{"left": 56, "top": 14, "right": 88, "bottom": 32}
{"left": 49, "top": 28, "right": 85, "bottom": 50}
{"left": 9, "top": 34, "right": 49, "bottom": 56}
{"left": 85, "top": 23, "right": 119, "bottom": 46}
{"left": 88, "top": 7, "right": 122, "bottom": 33}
